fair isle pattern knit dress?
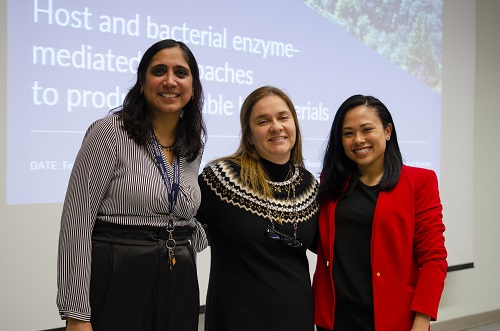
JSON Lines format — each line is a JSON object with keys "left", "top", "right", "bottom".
{"left": 197, "top": 159, "right": 319, "bottom": 331}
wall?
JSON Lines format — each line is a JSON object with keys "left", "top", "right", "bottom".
{"left": 435, "top": 0, "right": 500, "bottom": 324}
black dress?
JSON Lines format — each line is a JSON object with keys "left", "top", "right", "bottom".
{"left": 197, "top": 159, "right": 319, "bottom": 331}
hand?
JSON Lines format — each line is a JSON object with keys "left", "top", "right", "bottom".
{"left": 411, "top": 312, "right": 431, "bottom": 331}
{"left": 66, "top": 317, "right": 93, "bottom": 331}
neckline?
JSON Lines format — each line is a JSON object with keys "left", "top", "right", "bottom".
{"left": 260, "top": 157, "right": 293, "bottom": 182}
{"left": 358, "top": 180, "right": 380, "bottom": 189}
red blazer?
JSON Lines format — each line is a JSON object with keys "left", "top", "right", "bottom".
{"left": 312, "top": 165, "right": 447, "bottom": 331}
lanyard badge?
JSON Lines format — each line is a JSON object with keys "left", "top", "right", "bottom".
{"left": 151, "top": 135, "right": 180, "bottom": 269}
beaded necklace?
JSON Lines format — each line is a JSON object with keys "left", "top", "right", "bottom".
{"left": 266, "top": 165, "right": 302, "bottom": 246}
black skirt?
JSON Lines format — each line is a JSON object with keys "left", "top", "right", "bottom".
{"left": 89, "top": 220, "right": 199, "bottom": 331}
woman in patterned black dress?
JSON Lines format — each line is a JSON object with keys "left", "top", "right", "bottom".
{"left": 197, "top": 86, "right": 319, "bottom": 331}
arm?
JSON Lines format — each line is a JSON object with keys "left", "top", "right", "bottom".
{"left": 410, "top": 169, "right": 448, "bottom": 320}
{"left": 307, "top": 172, "right": 320, "bottom": 254}
{"left": 195, "top": 167, "right": 218, "bottom": 227}
{"left": 411, "top": 312, "right": 431, "bottom": 331}
{"left": 176, "top": 151, "right": 208, "bottom": 252}
{"left": 194, "top": 165, "right": 223, "bottom": 247}
{"left": 308, "top": 229, "right": 319, "bottom": 254}
{"left": 66, "top": 318, "right": 93, "bottom": 331}
{"left": 312, "top": 198, "right": 336, "bottom": 330}
{"left": 57, "top": 118, "right": 117, "bottom": 320}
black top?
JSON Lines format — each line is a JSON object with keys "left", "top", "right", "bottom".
{"left": 332, "top": 180, "right": 379, "bottom": 330}
{"left": 197, "top": 159, "right": 319, "bottom": 331}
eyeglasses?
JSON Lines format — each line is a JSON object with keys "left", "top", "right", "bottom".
{"left": 266, "top": 226, "right": 302, "bottom": 248}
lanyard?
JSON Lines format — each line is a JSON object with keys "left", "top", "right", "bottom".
{"left": 151, "top": 137, "right": 180, "bottom": 231}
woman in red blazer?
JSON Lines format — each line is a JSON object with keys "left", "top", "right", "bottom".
{"left": 313, "top": 95, "right": 447, "bottom": 331}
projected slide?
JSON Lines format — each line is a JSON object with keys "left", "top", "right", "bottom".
{"left": 7, "top": 0, "right": 442, "bottom": 206}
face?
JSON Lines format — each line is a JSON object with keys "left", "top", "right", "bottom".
{"left": 141, "top": 46, "right": 193, "bottom": 117}
{"left": 249, "top": 95, "right": 297, "bottom": 164}
{"left": 341, "top": 105, "right": 392, "bottom": 175}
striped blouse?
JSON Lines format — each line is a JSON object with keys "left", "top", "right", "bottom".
{"left": 56, "top": 114, "right": 206, "bottom": 321}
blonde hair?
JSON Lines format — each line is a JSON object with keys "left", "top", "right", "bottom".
{"left": 221, "top": 86, "right": 304, "bottom": 197}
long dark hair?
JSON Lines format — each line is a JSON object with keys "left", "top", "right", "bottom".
{"left": 114, "top": 39, "right": 205, "bottom": 161}
{"left": 319, "top": 95, "right": 403, "bottom": 200}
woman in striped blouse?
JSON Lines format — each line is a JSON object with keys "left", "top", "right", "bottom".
{"left": 57, "top": 39, "right": 207, "bottom": 331}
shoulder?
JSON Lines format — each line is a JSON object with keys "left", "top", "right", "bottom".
{"left": 296, "top": 165, "right": 319, "bottom": 193}
{"left": 203, "top": 158, "right": 236, "bottom": 172}
{"left": 298, "top": 166, "right": 319, "bottom": 183}
{"left": 72, "top": 116, "right": 124, "bottom": 162}
{"left": 85, "top": 114, "right": 122, "bottom": 136}
{"left": 198, "top": 158, "right": 249, "bottom": 201}
{"left": 183, "top": 143, "right": 204, "bottom": 166}
{"left": 401, "top": 165, "right": 437, "bottom": 181}
{"left": 398, "top": 165, "right": 439, "bottom": 191}
{"left": 295, "top": 166, "right": 320, "bottom": 210}
{"left": 201, "top": 159, "right": 237, "bottom": 181}
{"left": 89, "top": 113, "right": 121, "bottom": 127}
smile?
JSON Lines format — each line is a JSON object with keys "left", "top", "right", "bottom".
{"left": 354, "top": 147, "right": 371, "bottom": 154}
{"left": 269, "top": 136, "right": 287, "bottom": 141}
{"left": 160, "top": 93, "right": 178, "bottom": 98}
